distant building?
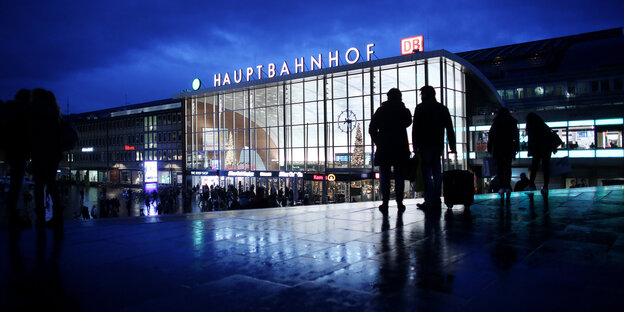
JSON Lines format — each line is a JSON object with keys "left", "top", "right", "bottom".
{"left": 59, "top": 99, "right": 183, "bottom": 186}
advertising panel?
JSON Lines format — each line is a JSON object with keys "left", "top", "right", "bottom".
{"left": 144, "top": 161, "right": 158, "bottom": 183}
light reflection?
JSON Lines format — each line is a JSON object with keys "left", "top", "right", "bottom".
{"left": 192, "top": 220, "right": 205, "bottom": 254}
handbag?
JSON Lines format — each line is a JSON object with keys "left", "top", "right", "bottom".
{"left": 550, "top": 156, "right": 572, "bottom": 176}
{"left": 407, "top": 153, "right": 424, "bottom": 192}
{"left": 549, "top": 130, "right": 564, "bottom": 153}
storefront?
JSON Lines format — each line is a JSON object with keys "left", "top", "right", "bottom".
{"left": 177, "top": 46, "right": 500, "bottom": 203}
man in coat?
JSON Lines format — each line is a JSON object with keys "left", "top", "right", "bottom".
{"left": 412, "top": 86, "right": 456, "bottom": 210}
{"left": 368, "top": 88, "right": 412, "bottom": 215}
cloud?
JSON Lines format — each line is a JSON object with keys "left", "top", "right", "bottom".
{"left": 1, "top": 0, "right": 622, "bottom": 112}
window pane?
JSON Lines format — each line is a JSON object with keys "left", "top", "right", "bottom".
{"left": 348, "top": 97, "right": 363, "bottom": 124}
{"left": 348, "top": 74, "right": 363, "bottom": 97}
{"left": 292, "top": 126, "right": 304, "bottom": 147}
{"left": 305, "top": 80, "right": 317, "bottom": 102}
{"left": 332, "top": 76, "right": 347, "bottom": 98}
{"left": 455, "top": 66, "right": 463, "bottom": 92}
{"left": 291, "top": 82, "right": 303, "bottom": 103}
{"left": 381, "top": 68, "right": 397, "bottom": 94}
{"left": 445, "top": 62, "right": 454, "bottom": 90}
{"left": 427, "top": 59, "right": 441, "bottom": 88}
{"left": 398, "top": 66, "right": 416, "bottom": 91}
{"left": 403, "top": 91, "right": 416, "bottom": 112}
{"left": 254, "top": 88, "right": 266, "bottom": 108}
{"left": 304, "top": 102, "right": 318, "bottom": 124}
{"left": 292, "top": 103, "right": 304, "bottom": 125}
{"left": 416, "top": 65, "right": 426, "bottom": 96}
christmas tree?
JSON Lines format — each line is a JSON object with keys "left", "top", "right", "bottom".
{"left": 352, "top": 123, "right": 365, "bottom": 167}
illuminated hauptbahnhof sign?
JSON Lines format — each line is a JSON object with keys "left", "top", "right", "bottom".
{"left": 212, "top": 44, "right": 376, "bottom": 87}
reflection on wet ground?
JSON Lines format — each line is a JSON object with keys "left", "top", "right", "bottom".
{"left": 1, "top": 186, "right": 624, "bottom": 311}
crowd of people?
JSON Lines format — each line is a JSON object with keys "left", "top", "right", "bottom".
{"left": 193, "top": 183, "right": 305, "bottom": 211}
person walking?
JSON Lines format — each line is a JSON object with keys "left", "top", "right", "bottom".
{"left": 412, "top": 86, "right": 456, "bottom": 210}
{"left": 526, "top": 112, "right": 560, "bottom": 196}
{"left": 368, "top": 88, "right": 412, "bottom": 215}
{"left": 487, "top": 107, "right": 519, "bottom": 203}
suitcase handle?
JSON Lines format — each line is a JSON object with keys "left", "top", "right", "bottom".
{"left": 445, "top": 150, "right": 461, "bottom": 171}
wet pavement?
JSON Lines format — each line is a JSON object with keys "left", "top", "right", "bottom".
{"left": 1, "top": 186, "right": 624, "bottom": 311}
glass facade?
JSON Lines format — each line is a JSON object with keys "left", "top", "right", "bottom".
{"left": 182, "top": 54, "right": 473, "bottom": 202}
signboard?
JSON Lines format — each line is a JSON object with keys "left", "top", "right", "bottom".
{"left": 144, "top": 161, "right": 158, "bottom": 183}
{"left": 401, "top": 35, "right": 424, "bottom": 55}
{"left": 228, "top": 171, "right": 255, "bottom": 177}
{"left": 212, "top": 44, "right": 376, "bottom": 87}
{"left": 279, "top": 171, "right": 304, "bottom": 178}
{"left": 124, "top": 145, "right": 135, "bottom": 151}
{"left": 327, "top": 174, "right": 336, "bottom": 182}
{"left": 313, "top": 175, "right": 325, "bottom": 181}
{"left": 81, "top": 147, "right": 94, "bottom": 153}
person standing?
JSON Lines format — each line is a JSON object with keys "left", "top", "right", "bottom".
{"left": 487, "top": 108, "right": 519, "bottom": 202}
{"left": 368, "top": 88, "right": 412, "bottom": 215}
{"left": 1, "top": 90, "right": 32, "bottom": 230}
{"left": 28, "top": 89, "right": 64, "bottom": 228}
{"left": 526, "top": 112, "right": 559, "bottom": 196}
{"left": 412, "top": 86, "right": 456, "bottom": 210}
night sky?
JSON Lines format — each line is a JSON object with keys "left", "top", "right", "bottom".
{"left": 1, "top": 0, "right": 622, "bottom": 114}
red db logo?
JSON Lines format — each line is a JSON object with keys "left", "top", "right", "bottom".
{"left": 401, "top": 35, "right": 424, "bottom": 55}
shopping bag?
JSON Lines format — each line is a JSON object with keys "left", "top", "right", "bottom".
{"left": 408, "top": 153, "right": 424, "bottom": 192}
{"left": 482, "top": 156, "right": 497, "bottom": 178}
{"left": 550, "top": 156, "right": 572, "bottom": 176}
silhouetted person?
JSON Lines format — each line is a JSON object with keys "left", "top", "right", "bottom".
{"left": 28, "top": 89, "right": 63, "bottom": 228}
{"left": 1, "top": 90, "right": 32, "bottom": 230}
{"left": 526, "top": 112, "right": 557, "bottom": 196}
{"left": 369, "top": 88, "right": 412, "bottom": 215}
{"left": 412, "top": 86, "right": 456, "bottom": 209}
{"left": 514, "top": 172, "right": 535, "bottom": 192}
{"left": 487, "top": 108, "right": 519, "bottom": 202}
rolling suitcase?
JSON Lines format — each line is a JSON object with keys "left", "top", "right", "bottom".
{"left": 442, "top": 170, "right": 474, "bottom": 209}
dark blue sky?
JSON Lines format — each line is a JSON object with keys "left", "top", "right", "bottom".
{"left": 1, "top": 0, "right": 622, "bottom": 114}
